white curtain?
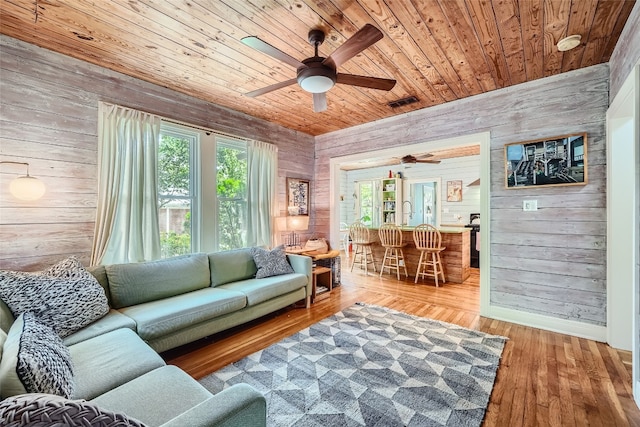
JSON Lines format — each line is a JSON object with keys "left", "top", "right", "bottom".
{"left": 91, "top": 103, "right": 161, "bottom": 265}
{"left": 246, "top": 140, "right": 278, "bottom": 248}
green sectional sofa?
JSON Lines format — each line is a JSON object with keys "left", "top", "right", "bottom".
{"left": 0, "top": 247, "right": 312, "bottom": 426}
{"left": 86, "top": 248, "right": 312, "bottom": 352}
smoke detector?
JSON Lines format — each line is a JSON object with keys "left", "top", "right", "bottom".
{"left": 557, "top": 35, "right": 581, "bottom": 52}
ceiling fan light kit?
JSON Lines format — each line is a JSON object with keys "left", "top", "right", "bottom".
{"left": 297, "top": 62, "right": 336, "bottom": 93}
{"left": 241, "top": 24, "right": 396, "bottom": 112}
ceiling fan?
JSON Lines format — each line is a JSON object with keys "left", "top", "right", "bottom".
{"left": 398, "top": 154, "right": 441, "bottom": 165}
{"left": 340, "top": 153, "right": 441, "bottom": 171}
{"left": 241, "top": 24, "right": 396, "bottom": 112}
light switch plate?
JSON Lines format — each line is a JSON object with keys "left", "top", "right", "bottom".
{"left": 523, "top": 200, "right": 538, "bottom": 211}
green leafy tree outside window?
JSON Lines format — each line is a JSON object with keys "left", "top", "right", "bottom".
{"left": 157, "top": 133, "right": 248, "bottom": 256}
{"left": 216, "top": 145, "right": 247, "bottom": 251}
{"left": 158, "top": 134, "right": 191, "bottom": 257}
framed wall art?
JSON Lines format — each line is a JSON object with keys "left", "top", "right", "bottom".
{"left": 286, "top": 178, "right": 310, "bottom": 215}
{"left": 504, "top": 133, "right": 587, "bottom": 189}
{"left": 446, "top": 180, "right": 463, "bottom": 202}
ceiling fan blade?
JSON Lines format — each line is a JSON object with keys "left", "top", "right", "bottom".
{"left": 313, "top": 92, "right": 327, "bottom": 112}
{"left": 416, "top": 159, "right": 441, "bottom": 164}
{"left": 241, "top": 36, "right": 306, "bottom": 69}
{"left": 245, "top": 78, "right": 298, "bottom": 97}
{"left": 340, "top": 158, "right": 401, "bottom": 171}
{"left": 336, "top": 73, "right": 396, "bottom": 91}
{"left": 323, "top": 24, "right": 383, "bottom": 69}
{"left": 414, "top": 152, "right": 434, "bottom": 158}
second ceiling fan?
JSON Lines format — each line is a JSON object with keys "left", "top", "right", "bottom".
{"left": 398, "top": 154, "right": 441, "bottom": 165}
{"left": 241, "top": 24, "right": 396, "bottom": 112}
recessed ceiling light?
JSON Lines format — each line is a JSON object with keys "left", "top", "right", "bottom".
{"left": 557, "top": 35, "right": 581, "bottom": 52}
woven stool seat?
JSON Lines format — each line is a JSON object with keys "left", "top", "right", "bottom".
{"left": 0, "top": 393, "right": 146, "bottom": 427}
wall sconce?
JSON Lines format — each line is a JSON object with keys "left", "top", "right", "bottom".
{"left": 276, "top": 215, "right": 309, "bottom": 248}
{"left": 0, "top": 161, "right": 46, "bottom": 201}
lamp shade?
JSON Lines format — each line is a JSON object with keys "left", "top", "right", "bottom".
{"left": 9, "top": 175, "right": 46, "bottom": 201}
{"left": 286, "top": 215, "right": 309, "bottom": 231}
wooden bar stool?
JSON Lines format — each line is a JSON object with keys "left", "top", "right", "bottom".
{"left": 349, "top": 221, "right": 377, "bottom": 275}
{"left": 378, "top": 223, "right": 408, "bottom": 280}
{"left": 413, "top": 224, "right": 446, "bottom": 286}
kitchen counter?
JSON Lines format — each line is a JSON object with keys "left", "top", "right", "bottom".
{"left": 366, "top": 226, "right": 471, "bottom": 283}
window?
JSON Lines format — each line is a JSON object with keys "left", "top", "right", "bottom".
{"left": 158, "top": 123, "right": 249, "bottom": 257}
{"left": 355, "top": 180, "right": 379, "bottom": 227}
{"left": 158, "top": 126, "right": 198, "bottom": 258}
{"left": 215, "top": 137, "right": 247, "bottom": 251}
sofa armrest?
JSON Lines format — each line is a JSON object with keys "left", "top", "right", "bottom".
{"left": 161, "top": 383, "right": 266, "bottom": 427}
{"left": 287, "top": 253, "right": 313, "bottom": 304}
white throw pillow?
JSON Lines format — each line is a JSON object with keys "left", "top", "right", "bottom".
{"left": 0, "top": 257, "right": 109, "bottom": 337}
{"left": 0, "top": 313, "right": 74, "bottom": 399}
{"left": 251, "top": 245, "right": 295, "bottom": 279}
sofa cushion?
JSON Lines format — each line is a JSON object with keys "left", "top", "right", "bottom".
{"left": 63, "top": 309, "right": 137, "bottom": 347}
{"left": 209, "top": 248, "right": 257, "bottom": 286}
{"left": 87, "top": 264, "right": 112, "bottom": 305}
{"left": 0, "top": 257, "right": 109, "bottom": 337}
{"left": 118, "top": 287, "right": 247, "bottom": 341}
{"left": 0, "top": 329, "right": 6, "bottom": 360}
{"left": 0, "top": 393, "right": 147, "bottom": 427}
{"left": 251, "top": 245, "right": 294, "bottom": 279}
{"left": 105, "top": 253, "right": 211, "bottom": 308}
{"left": 219, "top": 273, "right": 308, "bottom": 306}
{"left": 0, "top": 299, "right": 12, "bottom": 335}
{"left": 92, "top": 365, "right": 212, "bottom": 427}
{"left": 0, "top": 313, "right": 74, "bottom": 399}
{"left": 69, "top": 328, "right": 165, "bottom": 400}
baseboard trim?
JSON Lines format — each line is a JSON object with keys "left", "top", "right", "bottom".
{"left": 486, "top": 305, "right": 607, "bottom": 342}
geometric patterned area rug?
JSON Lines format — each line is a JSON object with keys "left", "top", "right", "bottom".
{"left": 199, "top": 303, "right": 507, "bottom": 427}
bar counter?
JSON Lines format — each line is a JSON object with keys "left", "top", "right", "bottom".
{"left": 366, "top": 226, "right": 471, "bottom": 283}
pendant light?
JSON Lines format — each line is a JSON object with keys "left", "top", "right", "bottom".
{"left": 0, "top": 161, "right": 46, "bottom": 201}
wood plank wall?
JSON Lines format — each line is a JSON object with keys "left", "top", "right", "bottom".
{"left": 315, "top": 64, "right": 609, "bottom": 327}
{"left": 609, "top": 2, "right": 640, "bottom": 101}
{"left": 0, "top": 35, "right": 314, "bottom": 272}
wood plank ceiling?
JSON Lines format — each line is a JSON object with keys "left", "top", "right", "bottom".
{"left": 0, "top": 0, "right": 635, "bottom": 136}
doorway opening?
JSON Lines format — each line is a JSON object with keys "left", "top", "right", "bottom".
{"left": 329, "top": 132, "right": 491, "bottom": 315}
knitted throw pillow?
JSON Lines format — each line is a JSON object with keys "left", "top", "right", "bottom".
{"left": 251, "top": 245, "right": 294, "bottom": 279}
{"left": 0, "top": 313, "right": 74, "bottom": 399}
{"left": 0, "top": 257, "right": 109, "bottom": 337}
{"left": 0, "top": 393, "right": 147, "bottom": 427}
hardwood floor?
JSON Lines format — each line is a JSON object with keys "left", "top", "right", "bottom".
{"left": 165, "top": 256, "right": 639, "bottom": 426}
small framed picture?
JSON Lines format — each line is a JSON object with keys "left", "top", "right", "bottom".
{"left": 505, "top": 133, "right": 587, "bottom": 188}
{"left": 447, "top": 180, "right": 463, "bottom": 202}
{"left": 286, "top": 178, "right": 310, "bottom": 215}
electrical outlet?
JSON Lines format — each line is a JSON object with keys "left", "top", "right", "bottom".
{"left": 523, "top": 200, "right": 538, "bottom": 211}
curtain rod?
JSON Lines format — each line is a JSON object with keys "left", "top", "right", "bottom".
{"left": 162, "top": 118, "right": 253, "bottom": 143}
{"left": 99, "top": 101, "right": 254, "bottom": 143}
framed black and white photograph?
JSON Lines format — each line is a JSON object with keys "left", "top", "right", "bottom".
{"left": 505, "top": 133, "right": 587, "bottom": 189}
{"left": 287, "top": 178, "right": 310, "bottom": 215}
